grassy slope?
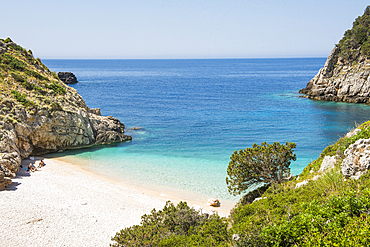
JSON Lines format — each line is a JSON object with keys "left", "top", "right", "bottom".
{"left": 0, "top": 38, "right": 87, "bottom": 126}
{"left": 229, "top": 121, "right": 370, "bottom": 246}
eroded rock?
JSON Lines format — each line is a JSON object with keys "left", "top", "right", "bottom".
{"left": 341, "top": 139, "right": 370, "bottom": 179}
{"left": 300, "top": 46, "right": 370, "bottom": 104}
{"left": 319, "top": 156, "right": 336, "bottom": 173}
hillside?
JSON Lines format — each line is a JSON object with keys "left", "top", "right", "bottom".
{"left": 0, "top": 38, "right": 131, "bottom": 189}
{"left": 300, "top": 6, "right": 370, "bottom": 103}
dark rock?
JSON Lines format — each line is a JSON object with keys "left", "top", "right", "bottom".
{"left": 58, "top": 72, "right": 78, "bottom": 84}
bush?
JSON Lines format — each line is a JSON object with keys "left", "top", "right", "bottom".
{"left": 338, "top": 6, "right": 370, "bottom": 62}
{"left": 1, "top": 54, "right": 26, "bottom": 71}
{"left": 261, "top": 190, "right": 370, "bottom": 246}
{"left": 46, "top": 81, "right": 66, "bottom": 95}
{"left": 24, "top": 69, "right": 49, "bottom": 81}
{"left": 111, "top": 201, "right": 230, "bottom": 246}
{"left": 226, "top": 142, "right": 296, "bottom": 196}
{"left": 10, "top": 90, "right": 34, "bottom": 107}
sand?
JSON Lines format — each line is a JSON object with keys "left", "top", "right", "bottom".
{"left": 0, "top": 157, "right": 232, "bottom": 247}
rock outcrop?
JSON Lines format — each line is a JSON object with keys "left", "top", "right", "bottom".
{"left": 300, "top": 6, "right": 370, "bottom": 104}
{"left": 0, "top": 38, "right": 131, "bottom": 189}
{"left": 341, "top": 138, "right": 370, "bottom": 179}
{"left": 299, "top": 46, "right": 370, "bottom": 103}
{"left": 58, "top": 72, "right": 78, "bottom": 84}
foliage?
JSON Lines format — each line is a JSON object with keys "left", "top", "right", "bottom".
{"left": 226, "top": 142, "right": 296, "bottom": 196}
{"left": 111, "top": 201, "right": 230, "bottom": 246}
{"left": 338, "top": 6, "right": 370, "bottom": 63}
{"left": 300, "top": 122, "right": 370, "bottom": 180}
{"left": 0, "top": 54, "right": 26, "bottom": 71}
{"left": 45, "top": 81, "right": 66, "bottom": 95}
{"left": 261, "top": 190, "right": 370, "bottom": 246}
{"left": 10, "top": 90, "right": 34, "bottom": 107}
{"left": 24, "top": 69, "right": 49, "bottom": 81}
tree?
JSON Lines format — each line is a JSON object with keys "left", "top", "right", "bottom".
{"left": 226, "top": 142, "right": 296, "bottom": 196}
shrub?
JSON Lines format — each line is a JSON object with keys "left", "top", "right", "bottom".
{"left": 10, "top": 90, "right": 34, "bottom": 107}
{"left": 261, "top": 190, "right": 370, "bottom": 246}
{"left": 1, "top": 54, "right": 26, "bottom": 71}
{"left": 111, "top": 201, "right": 230, "bottom": 246}
{"left": 46, "top": 81, "right": 66, "bottom": 95}
{"left": 24, "top": 69, "right": 49, "bottom": 81}
{"left": 3, "top": 37, "right": 12, "bottom": 43}
{"left": 226, "top": 142, "right": 296, "bottom": 196}
{"left": 338, "top": 6, "right": 370, "bottom": 62}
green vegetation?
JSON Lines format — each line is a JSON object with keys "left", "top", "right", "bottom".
{"left": 0, "top": 38, "right": 68, "bottom": 112}
{"left": 45, "top": 81, "right": 66, "bottom": 95}
{"left": 226, "top": 142, "right": 296, "bottom": 196}
{"left": 1, "top": 54, "right": 26, "bottom": 71}
{"left": 10, "top": 90, "right": 34, "bottom": 107}
{"left": 338, "top": 6, "right": 370, "bottom": 63}
{"left": 111, "top": 201, "right": 230, "bottom": 246}
{"left": 112, "top": 119, "right": 370, "bottom": 246}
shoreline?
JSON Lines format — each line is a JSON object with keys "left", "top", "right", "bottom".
{"left": 50, "top": 156, "right": 237, "bottom": 215}
{"left": 0, "top": 157, "right": 233, "bottom": 246}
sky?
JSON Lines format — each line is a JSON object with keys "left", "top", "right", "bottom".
{"left": 0, "top": 0, "right": 369, "bottom": 59}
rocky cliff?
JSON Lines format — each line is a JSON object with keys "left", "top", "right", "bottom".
{"left": 0, "top": 38, "right": 131, "bottom": 189}
{"left": 300, "top": 6, "right": 370, "bottom": 103}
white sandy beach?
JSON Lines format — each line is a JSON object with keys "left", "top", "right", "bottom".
{"left": 0, "top": 157, "right": 232, "bottom": 247}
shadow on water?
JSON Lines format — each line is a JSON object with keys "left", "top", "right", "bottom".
{"left": 43, "top": 140, "right": 133, "bottom": 159}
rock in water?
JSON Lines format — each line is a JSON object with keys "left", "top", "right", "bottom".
{"left": 58, "top": 72, "right": 78, "bottom": 84}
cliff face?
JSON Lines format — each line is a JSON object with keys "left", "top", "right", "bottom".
{"left": 300, "top": 6, "right": 370, "bottom": 103}
{"left": 0, "top": 38, "right": 131, "bottom": 189}
{"left": 299, "top": 46, "right": 370, "bottom": 103}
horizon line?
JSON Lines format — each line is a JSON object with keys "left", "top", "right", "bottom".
{"left": 41, "top": 56, "right": 327, "bottom": 60}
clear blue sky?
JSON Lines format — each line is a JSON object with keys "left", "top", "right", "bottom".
{"left": 1, "top": 1, "right": 369, "bottom": 59}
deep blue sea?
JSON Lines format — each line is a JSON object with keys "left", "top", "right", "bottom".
{"left": 43, "top": 58, "right": 370, "bottom": 202}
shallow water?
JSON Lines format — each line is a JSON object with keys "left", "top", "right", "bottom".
{"left": 43, "top": 58, "right": 370, "bottom": 202}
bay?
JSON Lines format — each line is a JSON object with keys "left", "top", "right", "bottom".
{"left": 43, "top": 58, "right": 370, "bottom": 201}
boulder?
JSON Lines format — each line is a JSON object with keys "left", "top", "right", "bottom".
{"left": 295, "top": 180, "right": 309, "bottom": 189}
{"left": 346, "top": 128, "right": 362, "bottom": 138}
{"left": 341, "top": 139, "right": 370, "bottom": 179}
{"left": 319, "top": 156, "right": 336, "bottom": 173}
{"left": 58, "top": 72, "right": 78, "bottom": 84}
{"left": 253, "top": 197, "right": 267, "bottom": 202}
{"left": 207, "top": 198, "right": 220, "bottom": 207}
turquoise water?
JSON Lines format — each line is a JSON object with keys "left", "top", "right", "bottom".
{"left": 43, "top": 59, "right": 370, "bottom": 201}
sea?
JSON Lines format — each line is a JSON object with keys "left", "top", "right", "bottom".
{"left": 42, "top": 58, "right": 370, "bottom": 203}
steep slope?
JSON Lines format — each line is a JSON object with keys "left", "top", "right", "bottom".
{"left": 300, "top": 6, "right": 370, "bottom": 103}
{"left": 0, "top": 38, "right": 131, "bottom": 189}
